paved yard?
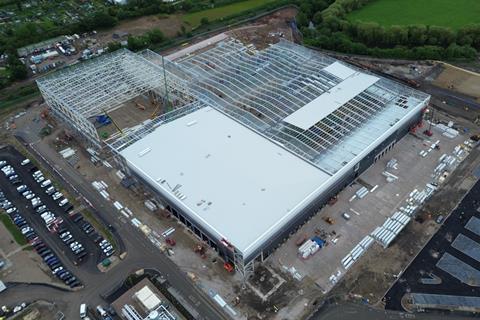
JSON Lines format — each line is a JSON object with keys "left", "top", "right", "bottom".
{"left": 270, "top": 119, "right": 469, "bottom": 293}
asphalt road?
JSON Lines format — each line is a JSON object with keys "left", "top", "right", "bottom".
{"left": 0, "top": 140, "right": 229, "bottom": 320}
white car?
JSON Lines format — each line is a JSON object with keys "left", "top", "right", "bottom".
{"left": 21, "top": 227, "right": 33, "bottom": 235}
{"left": 32, "top": 170, "right": 42, "bottom": 177}
{"left": 52, "top": 192, "right": 63, "bottom": 201}
{"left": 25, "top": 193, "right": 34, "bottom": 200}
{"left": 59, "top": 198, "right": 69, "bottom": 207}
{"left": 41, "top": 179, "right": 51, "bottom": 188}
{"left": 44, "top": 216, "right": 55, "bottom": 225}
{"left": 60, "top": 231, "right": 71, "bottom": 239}
{"left": 41, "top": 212, "right": 54, "bottom": 220}
{"left": 6, "top": 207, "right": 17, "bottom": 214}
{"left": 35, "top": 176, "right": 45, "bottom": 183}
{"left": 21, "top": 159, "right": 30, "bottom": 166}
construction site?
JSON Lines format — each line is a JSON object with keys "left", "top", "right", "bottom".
{"left": 28, "top": 26, "right": 480, "bottom": 319}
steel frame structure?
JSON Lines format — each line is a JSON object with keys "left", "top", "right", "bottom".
{"left": 38, "top": 38, "right": 429, "bottom": 279}
{"left": 175, "top": 39, "right": 429, "bottom": 174}
{"left": 37, "top": 49, "right": 192, "bottom": 147}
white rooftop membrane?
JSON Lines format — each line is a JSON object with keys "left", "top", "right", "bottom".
{"left": 323, "top": 61, "right": 356, "bottom": 80}
{"left": 282, "top": 72, "right": 380, "bottom": 130}
{"left": 120, "top": 107, "right": 331, "bottom": 258}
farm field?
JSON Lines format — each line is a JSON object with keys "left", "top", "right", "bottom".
{"left": 347, "top": 0, "right": 480, "bottom": 30}
{"left": 183, "top": 0, "right": 278, "bottom": 28}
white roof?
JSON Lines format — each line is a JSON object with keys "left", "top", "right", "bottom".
{"left": 121, "top": 107, "right": 331, "bottom": 258}
{"left": 323, "top": 61, "right": 356, "bottom": 80}
{"left": 135, "top": 286, "right": 161, "bottom": 311}
{"left": 283, "top": 70, "right": 379, "bottom": 130}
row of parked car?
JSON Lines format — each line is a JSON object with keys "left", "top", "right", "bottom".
{"left": 70, "top": 212, "right": 115, "bottom": 258}
{"left": 0, "top": 158, "right": 82, "bottom": 288}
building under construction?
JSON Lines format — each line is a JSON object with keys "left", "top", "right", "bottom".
{"left": 37, "top": 38, "right": 430, "bottom": 277}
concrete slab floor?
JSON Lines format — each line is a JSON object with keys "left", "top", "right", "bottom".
{"left": 269, "top": 120, "right": 470, "bottom": 294}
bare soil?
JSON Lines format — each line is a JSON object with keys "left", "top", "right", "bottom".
{"left": 95, "top": 14, "right": 184, "bottom": 46}
{"left": 433, "top": 64, "right": 480, "bottom": 101}
{"left": 229, "top": 7, "right": 297, "bottom": 49}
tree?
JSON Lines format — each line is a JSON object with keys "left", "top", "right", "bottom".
{"left": 127, "top": 36, "right": 148, "bottom": 51}
{"left": 200, "top": 17, "right": 209, "bottom": 26}
{"left": 312, "top": 11, "right": 323, "bottom": 25}
{"left": 107, "top": 42, "right": 122, "bottom": 52}
{"left": 146, "top": 28, "right": 165, "bottom": 44}
{"left": 407, "top": 25, "right": 427, "bottom": 46}
{"left": 182, "top": 0, "right": 194, "bottom": 11}
{"left": 89, "top": 11, "right": 117, "bottom": 29}
{"left": 296, "top": 12, "right": 308, "bottom": 28}
{"left": 9, "top": 64, "right": 28, "bottom": 81}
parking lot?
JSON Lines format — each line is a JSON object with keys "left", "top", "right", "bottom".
{"left": 0, "top": 145, "right": 115, "bottom": 289}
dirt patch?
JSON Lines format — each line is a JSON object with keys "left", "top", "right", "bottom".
{"left": 249, "top": 265, "right": 281, "bottom": 296}
{"left": 229, "top": 7, "right": 297, "bottom": 49}
{"left": 95, "top": 14, "right": 184, "bottom": 46}
{"left": 237, "top": 276, "right": 299, "bottom": 318}
{"left": 433, "top": 64, "right": 480, "bottom": 101}
{"left": 11, "top": 301, "right": 60, "bottom": 320}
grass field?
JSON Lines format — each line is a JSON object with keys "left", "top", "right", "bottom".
{"left": 0, "top": 214, "right": 28, "bottom": 246}
{"left": 183, "top": 0, "right": 278, "bottom": 28}
{"left": 347, "top": 0, "right": 480, "bottom": 30}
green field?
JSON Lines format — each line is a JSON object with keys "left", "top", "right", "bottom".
{"left": 0, "top": 214, "right": 28, "bottom": 246}
{"left": 347, "top": 0, "right": 480, "bottom": 29}
{"left": 183, "top": 0, "right": 278, "bottom": 28}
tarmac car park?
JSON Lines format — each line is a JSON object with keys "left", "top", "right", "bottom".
{"left": 0, "top": 156, "right": 116, "bottom": 287}
{"left": 1, "top": 154, "right": 115, "bottom": 263}
{"left": 0, "top": 169, "right": 81, "bottom": 288}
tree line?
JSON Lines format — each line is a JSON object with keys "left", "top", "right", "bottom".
{"left": 295, "top": 0, "right": 479, "bottom": 60}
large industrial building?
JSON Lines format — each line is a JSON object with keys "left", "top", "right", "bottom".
{"left": 37, "top": 38, "right": 430, "bottom": 277}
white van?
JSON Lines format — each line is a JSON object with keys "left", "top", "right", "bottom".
{"left": 32, "top": 170, "right": 42, "bottom": 177}
{"left": 40, "top": 179, "right": 51, "bottom": 188}
{"left": 96, "top": 305, "right": 106, "bottom": 317}
{"left": 80, "top": 303, "right": 87, "bottom": 318}
{"left": 59, "top": 198, "right": 69, "bottom": 207}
